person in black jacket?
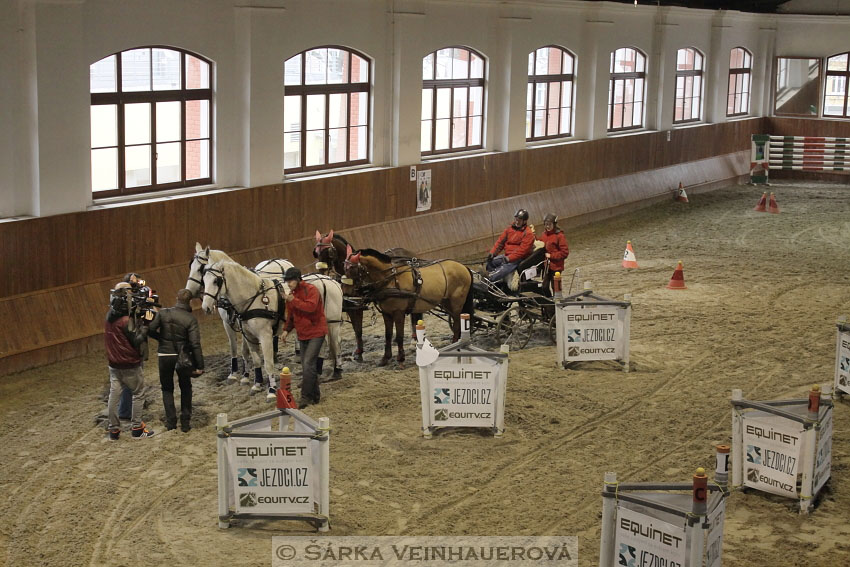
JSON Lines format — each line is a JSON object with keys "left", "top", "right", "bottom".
{"left": 148, "top": 289, "right": 204, "bottom": 432}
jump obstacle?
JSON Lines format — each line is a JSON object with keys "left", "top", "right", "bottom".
{"left": 554, "top": 281, "right": 632, "bottom": 372}
{"left": 835, "top": 316, "right": 850, "bottom": 398}
{"left": 731, "top": 385, "right": 833, "bottom": 514}
{"left": 598, "top": 446, "right": 729, "bottom": 567}
{"left": 216, "top": 405, "right": 330, "bottom": 531}
{"left": 416, "top": 314, "right": 509, "bottom": 438}
{"left": 750, "top": 134, "right": 850, "bottom": 184}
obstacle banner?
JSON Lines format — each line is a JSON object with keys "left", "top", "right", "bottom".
{"left": 228, "top": 436, "right": 316, "bottom": 514}
{"left": 428, "top": 360, "right": 500, "bottom": 428}
{"left": 835, "top": 327, "right": 850, "bottom": 396}
{"left": 813, "top": 407, "right": 833, "bottom": 495}
{"left": 560, "top": 305, "right": 625, "bottom": 361}
{"left": 614, "top": 505, "right": 687, "bottom": 567}
{"left": 705, "top": 499, "right": 726, "bottom": 567}
{"left": 742, "top": 415, "right": 804, "bottom": 497}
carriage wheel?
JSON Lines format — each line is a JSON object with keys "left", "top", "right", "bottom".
{"left": 496, "top": 307, "right": 533, "bottom": 350}
{"left": 548, "top": 314, "right": 557, "bottom": 345}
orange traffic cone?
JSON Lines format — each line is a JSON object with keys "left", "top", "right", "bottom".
{"left": 676, "top": 182, "right": 689, "bottom": 203}
{"left": 767, "top": 192, "right": 780, "bottom": 214}
{"left": 666, "top": 261, "right": 687, "bottom": 289}
{"left": 753, "top": 192, "right": 767, "bottom": 212}
{"left": 622, "top": 241, "right": 639, "bottom": 269}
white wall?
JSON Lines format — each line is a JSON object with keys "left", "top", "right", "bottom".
{"left": 2, "top": 0, "right": 850, "bottom": 219}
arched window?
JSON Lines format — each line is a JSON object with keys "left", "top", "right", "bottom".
{"left": 284, "top": 46, "right": 371, "bottom": 173}
{"left": 608, "top": 47, "right": 646, "bottom": 131}
{"left": 527, "top": 46, "right": 575, "bottom": 141}
{"left": 421, "top": 47, "right": 485, "bottom": 155}
{"left": 727, "top": 47, "right": 752, "bottom": 116}
{"left": 674, "top": 47, "right": 704, "bottom": 123}
{"left": 90, "top": 47, "right": 212, "bottom": 196}
{"left": 824, "top": 52, "right": 850, "bottom": 117}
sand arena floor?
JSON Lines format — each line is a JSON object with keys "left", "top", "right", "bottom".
{"left": 1, "top": 181, "right": 849, "bottom": 566}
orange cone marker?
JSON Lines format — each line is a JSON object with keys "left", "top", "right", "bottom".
{"left": 622, "top": 241, "right": 639, "bottom": 269}
{"left": 767, "top": 192, "right": 780, "bottom": 214}
{"left": 676, "top": 182, "right": 689, "bottom": 203}
{"left": 666, "top": 261, "right": 687, "bottom": 289}
{"left": 753, "top": 192, "right": 767, "bottom": 212}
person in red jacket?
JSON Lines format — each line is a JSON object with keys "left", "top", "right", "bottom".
{"left": 486, "top": 209, "right": 536, "bottom": 282}
{"left": 539, "top": 213, "right": 570, "bottom": 295}
{"left": 280, "top": 267, "right": 328, "bottom": 408}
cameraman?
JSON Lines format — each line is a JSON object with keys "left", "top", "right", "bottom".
{"left": 116, "top": 273, "right": 154, "bottom": 419}
{"left": 147, "top": 289, "right": 204, "bottom": 432}
{"left": 104, "top": 283, "right": 155, "bottom": 440}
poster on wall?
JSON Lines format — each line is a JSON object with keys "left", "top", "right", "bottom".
{"left": 416, "top": 170, "right": 432, "bottom": 212}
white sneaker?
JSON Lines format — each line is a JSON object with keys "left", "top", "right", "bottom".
{"left": 266, "top": 387, "right": 277, "bottom": 401}
{"left": 250, "top": 383, "right": 263, "bottom": 393}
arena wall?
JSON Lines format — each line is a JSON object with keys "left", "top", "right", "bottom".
{"left": 0, "top": 118, "right": 762, "bottom": 376}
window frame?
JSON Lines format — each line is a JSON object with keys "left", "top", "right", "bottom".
{"left": 90, "top": 46, "right": 213, "bottom": 198}
{"left": 726, "top": 47, "right": 753, "bottom": 117}
{"left": 421, "top": 46, "right": 486, "bottom": 157}
{"left": 526, "top": 45, "right": 576, "bottom": 142}
{"left": 283, "top": 45, "right": 372, "bottom": 174}
{"left": 607, "top": 47, "right": 647, "bottom": 133}
{"left": 673, "top": 47, "right": 704, "bottom": 125}
{"left": 823, "top": 52, "right": 850, "bottom": 118}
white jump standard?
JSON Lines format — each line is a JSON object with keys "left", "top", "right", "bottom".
{"left": 216, "top": 409, "right": 330, "bottom": 531}
{"left": 416, "top": 314, "right": 509, "bottom": 438}
{"left": 730, "top": 385, "right": 833, "bottom": 514}
{"left": 598, "top": 447, "right": 729, "bottom": 567}
{"left": 555, "top": 287, "right": 631, "bottom": 372}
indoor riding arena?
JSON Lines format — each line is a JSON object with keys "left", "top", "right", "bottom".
{"left": 2, "top": 1, "right": 850, "bottom": 567}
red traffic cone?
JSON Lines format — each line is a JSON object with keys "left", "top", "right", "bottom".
{"left": 676, "top": 182, "right": 689, "bottom": 203}
{"left": 767, "top": 192, "right": 780, "bottom": 214}
{"left": 276, "top": 367, "right": 298, "bottom": 409}
{"left": 753, "top": 192, "right": 767, "bottom": 212}
{"left": 622, "top": 241, "right": 639, "bottom": 269}
{"left": 666, "top": 261, "right": 687, "bottom": 289}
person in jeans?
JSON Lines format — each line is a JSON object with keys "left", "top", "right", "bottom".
{"left": 486, "top": 209, "right": 535, "bottom": 283}
{"left": 104, "top": 282, "right": 154, "bottom": 440}
{"left": 280, "top": 267, "right": 327, "bottom": 408}
{"left": 147, "top": 289, "right": 204, "bottom": 432}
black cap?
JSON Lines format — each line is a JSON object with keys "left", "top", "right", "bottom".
{"left": 514, "top": 209, "right": 529, "bottom": 221}
{"left": 283, "top": 267, "right": 302, "bottom": 281}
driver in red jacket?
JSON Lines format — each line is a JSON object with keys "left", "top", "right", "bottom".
{"left": 280, "top": 267, "right": 327, "bottom": 408}
{"left": 486, "top": 209, "right": 535, "bottom": 282}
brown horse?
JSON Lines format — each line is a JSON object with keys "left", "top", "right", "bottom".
{"left": 345, "top": 247, "right": 474, "bottom": 366}
{"left": 313, "top": 230, "right": 422, "bottom": 361}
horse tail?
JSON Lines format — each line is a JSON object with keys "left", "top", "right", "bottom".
{"left": 461, "top": 268, "right": 475, "bottom": 318}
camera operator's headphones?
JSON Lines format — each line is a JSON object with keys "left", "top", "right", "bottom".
{"left": 109, "top": 282, "right": 132, "bottom": 313}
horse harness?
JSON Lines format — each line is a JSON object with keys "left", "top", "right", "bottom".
{"left": 355, "top": 257, "right": 448, "bottom": 315}
{"left": 202, "top": 266, "right": 287, "bottom": 342}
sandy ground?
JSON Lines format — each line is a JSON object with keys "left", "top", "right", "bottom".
{"left": 1, "top": 181, "right": 850, "bottom": 567}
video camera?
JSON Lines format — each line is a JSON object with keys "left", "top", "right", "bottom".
{"left": 110, "top": 285, "right": 160, "bottom": 324}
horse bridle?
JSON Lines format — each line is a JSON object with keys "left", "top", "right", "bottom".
{"left": 188, "top": 253, "right": 210, "bottom": 289}
{"left": 201, "top": 265, "right": 226, "bottom": 305}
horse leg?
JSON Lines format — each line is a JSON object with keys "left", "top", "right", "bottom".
{"left": 246, "top": 338, "right": 264, "bottom": 391}
{"left": 258, "top": 325, "right": 278, "bottom": 400}
{"left": 328, "top": 321, "right": 343, "bottom": 380}
{"left": 395, "top": 312, "right": 406, "bottom": 366}
{"left": 220, "top": 308, "right": 240, "bottom": 382}
{"left": 349, "top": 309, "right": 364, "bottom": 362}
{"left": 378, "top": 312, "right": 393, "bottom": 367}
{"left": 240, "top": 338, "right": 252, "bottom": 385}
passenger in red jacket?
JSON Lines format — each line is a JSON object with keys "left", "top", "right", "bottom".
{"left": 486, "top": 209, "right": 536, "bottom": 282}
{"left": 280, "top": 267, "right": 328, "bottom": 408}
{"left": 539, "top": 213, "right": 570, "bottom": 295}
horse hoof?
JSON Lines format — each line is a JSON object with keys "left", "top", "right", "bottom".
{"left": 239, "top": 376, "right": 251, "bottom": 385}
{"left": 354, "top": 354, "right": 363, "bottom": 362}
{"left": 377, "top": 358, "right": 389, "bottom": 367}
{"left": 226, "top": 373, "right": 239, "bottom": 383}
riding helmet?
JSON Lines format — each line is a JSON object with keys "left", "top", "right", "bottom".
{"left": 543, "top": 213, "right": 558, "bottom": 224}
{"left": 283, "top": 267, "right": 302, "bottom": 281}
{"left": 514, "top": 208, "right": 529, "bottom": 221}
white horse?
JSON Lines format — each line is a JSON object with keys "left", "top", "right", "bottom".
{"left": 201, "top": 259, "right": 343, "bottom": 399}
{"left": 186, "top": 244, "right": 292, "bottom": 383}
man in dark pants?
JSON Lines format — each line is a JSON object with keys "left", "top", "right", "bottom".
{"left": 280, "top": 267, "right": 327, "bottom": 408}
{"left": 148, "top": 289, "right": 204, "bottom": 432}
